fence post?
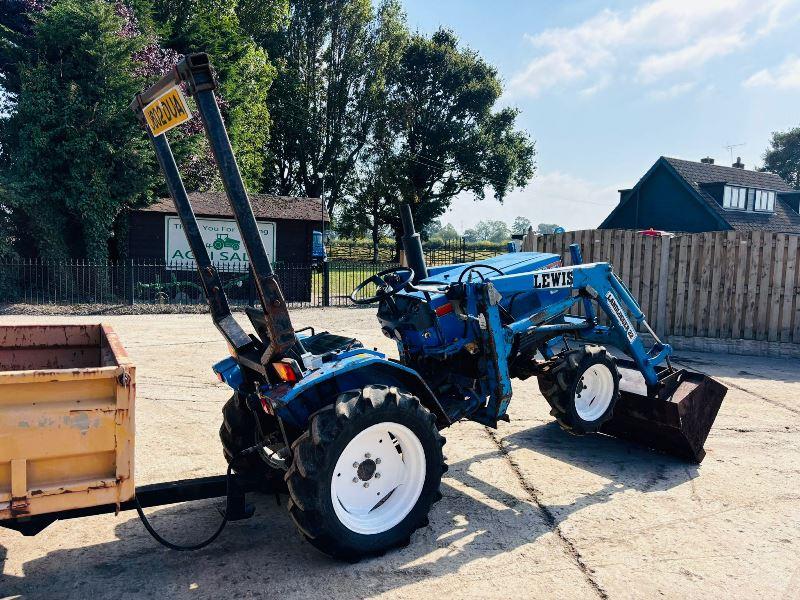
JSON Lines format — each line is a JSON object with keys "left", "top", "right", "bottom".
{"left": 322, "top": 260, "right": 330, "bottom": 307}
{"left": 655, "top": 236, "right": 671, "bottom": 338}
{"left": 128, "top": 259, "right": 135, "bottom": 305}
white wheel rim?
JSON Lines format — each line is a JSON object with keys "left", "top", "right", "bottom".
{"left": 330, "top": 422, "right": 426, "bottom": 535}
{"left": 575, "top": 364, "right": 614, "bottom": 422}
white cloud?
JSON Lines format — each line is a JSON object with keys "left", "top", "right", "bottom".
{"left": 757, "top": 0, "right": 800, "bottom": 35}
{"left": 441, "top": 171, "right": 621, "bottom": 232}
{"left": 510, "top": 0, "right": 798, "bottom": 98}
{"left": 647, "top": 81, "right": 696, "bottom": 101}
{"left": 637, "top": 34, "right": 743, "bottom": 82}
{"left": 743, "top": 55, "right": 800, "bottom": 89}
{"left": 579, "top": 76, "right": 611, "bottom": 97}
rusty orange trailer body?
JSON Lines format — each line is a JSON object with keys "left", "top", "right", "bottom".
{"left": 0, "top": 324, "right": 135, "bottom": 520}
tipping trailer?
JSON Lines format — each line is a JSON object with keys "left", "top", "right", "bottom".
{"left": 0, "top": 54, "right": 726, "bottom": 561}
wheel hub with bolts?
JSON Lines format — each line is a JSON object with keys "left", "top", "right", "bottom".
{"left": 330, "top": 422, "right": 426, "bottom": 535}
{"left": 356, "top": 457, "right": 378, "bottom": 482}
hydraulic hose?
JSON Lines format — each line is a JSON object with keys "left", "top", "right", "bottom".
{"left": 135, "top": 445, "right": 259, "bottom": 551}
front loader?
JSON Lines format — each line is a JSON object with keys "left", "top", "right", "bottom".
{"left": 0, "top": 54, "right": 726, "bottom": 561}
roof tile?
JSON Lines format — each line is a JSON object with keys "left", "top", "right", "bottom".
{"left": 664, "top": 157, "right": 800, "bottom": 233}
{"left": 139, "top": 192, "right": 330, "bottom": 222}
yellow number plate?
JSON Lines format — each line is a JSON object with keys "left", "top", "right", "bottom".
{"left": 143, "top": 86, "right": 192, "bottom": 137}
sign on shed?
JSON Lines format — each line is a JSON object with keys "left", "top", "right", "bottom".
{"left": 165, "top": 216, "right": 276, "bottom": 271}
{"left": 143, "top": 87, "right": 192, "bottom": 137}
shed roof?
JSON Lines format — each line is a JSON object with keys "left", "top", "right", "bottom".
{"left": 140, "top": 192, "right": 330, "bottom": 222}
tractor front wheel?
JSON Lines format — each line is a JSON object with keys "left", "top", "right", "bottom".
{"left": 285, "top": 385, "right": 446, "bottom": 561}
{"left": 537, "top": 345, "right": 620, "bottom": 435}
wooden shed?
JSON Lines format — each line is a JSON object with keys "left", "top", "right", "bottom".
{"left": 127, "top": 192, "right": 329, "bottom": 264}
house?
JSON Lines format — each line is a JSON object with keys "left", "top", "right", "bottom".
{"left": 599, "top": 156, "right": 800, "bottom": 233}
{"left": 127, "top": 192, "right": 329, "bottom": 265}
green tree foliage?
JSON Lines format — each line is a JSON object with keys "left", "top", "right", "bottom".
{"left": 151, "top": 0, "right": 283, "bottom": 190}
{"left": 379, "top": 29, "right": 535, "bottom": 239}
{"left": 434, "top": 223, "right": 459, "bottom": 242}
{"left": 462, "top": 228, "right": 478, "bottom": 243}
{"left": 264, "top": 0, "right": 407, "bottom": 214}
{"left": 336, "top": 26, "right": 535, "bottom": 245}
{"left": 1, "top": 0, "right": 535, "bottom": 263}
{"left": 422, "top": 219, "right": 444, "bottom": 239}
{"left": 475, "top": 220, "right": 510, "bottom": 243}
{"left": 335, "top": 170, "right": 394, "bottom": 262}
{"left": 1, "top": 0, "right": 153, "bottom": 261}
{"left": 763, "top": 126, "right": 800, "bottom": 190}
{"left": 419, "top": 219, "right": 458, "bottom": 242}
{"left": 511, "top": 215, "right": 532, "bottom": 235}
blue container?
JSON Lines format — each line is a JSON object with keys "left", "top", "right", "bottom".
{"left": 312, "top": 230, "right": 326, "bottom": 261}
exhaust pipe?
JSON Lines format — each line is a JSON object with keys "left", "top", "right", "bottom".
{"left": 400, "top": 204, "right": 428, "bottom": 283}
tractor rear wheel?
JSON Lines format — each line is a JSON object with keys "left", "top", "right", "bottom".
{"left": 285, "top": 385, "right": 446, "bottom": 561}
{"left": 537, "top": 345, "right": 620, "bottom": 435}
{"left": 219, "top": 392, "right": 281, "bottom": 489}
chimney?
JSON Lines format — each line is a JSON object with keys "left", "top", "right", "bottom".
{"left": 733, "top": 157, "right": 745, "bottom": 169}
{"left": 700, "top": 157, "right": 714, "bottom": 164}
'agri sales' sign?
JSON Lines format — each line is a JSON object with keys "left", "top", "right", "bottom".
{"left": 165, "top": 216, "right": 276, "bottom": 271}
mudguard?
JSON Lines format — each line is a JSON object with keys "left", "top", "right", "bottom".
{"left": 260, "top": 350, "right": 450, "bottom": 431}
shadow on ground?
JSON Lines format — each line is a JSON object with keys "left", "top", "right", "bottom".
{"left": 1, "top": 422, "right": 697, "bottom": 599}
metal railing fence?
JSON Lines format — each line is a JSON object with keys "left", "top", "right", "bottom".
{"left": 0, "top": 259, "right": 401, "bottom": 308}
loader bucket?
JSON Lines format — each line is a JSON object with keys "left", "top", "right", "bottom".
{"left": 600, "top": 362, "right": 727, "bottom": 463}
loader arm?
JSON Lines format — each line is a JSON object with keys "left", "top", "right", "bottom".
{"left": 131, "top": 54, "right": 302, "bottom": 372}
{"left": 496, "top": 260, "right": 670, "bottom": 388}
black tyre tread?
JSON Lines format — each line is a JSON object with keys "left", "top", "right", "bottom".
{"left": 537, "top": 345, "right": 618, "bottom": 435}
{"left": 285, "top": 384, "right": 446, "bottom": 561}
{"left": 219, "top": 393, "right": 280, "bottom": 488}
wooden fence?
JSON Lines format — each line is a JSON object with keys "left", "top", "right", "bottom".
{"left": 522, "top": 229, "right": 800, "bottom": 353}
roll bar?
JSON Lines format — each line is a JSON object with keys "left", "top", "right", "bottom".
{"left": 131, "top": 54, "right": 302, "bottom": 373}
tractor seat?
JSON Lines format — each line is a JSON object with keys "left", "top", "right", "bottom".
{"left": 301, "top": 330, "right": 362, "bottom": 360}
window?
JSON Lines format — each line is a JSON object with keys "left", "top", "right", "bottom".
{"left": 754, "top": 189, "right": 776, "bottom": 212}
{"left": 723, "top": 185, "right": 747, "bottom": 210}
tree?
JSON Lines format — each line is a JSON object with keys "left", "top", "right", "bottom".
{"left": 436, "top": 223, "right": 459, "bottom": 242}
{"left": 511, "top": 216, "right": 531, "bottom": 235}
{"left": 422, "top": 218, "right": 443, "bottom": 239}
{"left": 537, "top": 223, "right": 561, "bottom": 235}
{"left": 475, "top": 220, "right": 510, "bottom": 243}
{"left": 336, "top": 160, "right": 394, "bottom": 262}
{"left": 1, "top": 0, "right": 154, "bottom": 261}
{"left": 462, "top": 228, "right": 478, "bottom": 243}
{"left": 151, "top": 0, "right": 283, "bottom": 191}
{"left": 263, "top": 0, "right": 406, "bottom": 214}
{"left": 380, "top": 29, "right": 535, "bottom": 241}
{"left": 763, "top": 126, "right": 800, "bottom": 190}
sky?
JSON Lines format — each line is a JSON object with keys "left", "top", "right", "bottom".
{"left": 400, "top": 0, "right": 800, "bottom": 232}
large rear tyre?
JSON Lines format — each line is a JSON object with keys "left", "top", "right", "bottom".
{"left": 285, "top": 385, "right": 446, "bottom": 561}
{"left": 537, "top": 345, "right": 620, "bottom": 435}
{"left": 219, "top": 392, "right": 282, "bottom": 489}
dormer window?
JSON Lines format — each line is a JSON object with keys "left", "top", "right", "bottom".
{"left": 722, "top": 185, "right": 776, "bottom": 212}
{"left": 754, "top": 189, "right": 776, "bottom": 212}
{"left": 723, "top": 185, "right": 747, "bottom": 210}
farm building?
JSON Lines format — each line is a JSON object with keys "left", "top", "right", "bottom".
{"left": 600, "top": 156, "right": 800, "bottom": 234}
{"left": 127, "top": 192, "right": 329, "bottom": 265}
{"left": 125, "top": 192, "right": 329, "bottom": 303}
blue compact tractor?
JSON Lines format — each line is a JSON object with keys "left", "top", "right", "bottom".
{"left": 130, "top": 55, "right": 725, "bottom": 560}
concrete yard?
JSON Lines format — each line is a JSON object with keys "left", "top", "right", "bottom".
{"left": 1, "top": 309, "right": 799, "bottom": 599}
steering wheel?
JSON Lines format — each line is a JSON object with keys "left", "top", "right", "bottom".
{"left": 350, "top": 267, "right": 415, "bottom": 305}
{"left": 457, "top": 263, "right": 505, "bottom": 283}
